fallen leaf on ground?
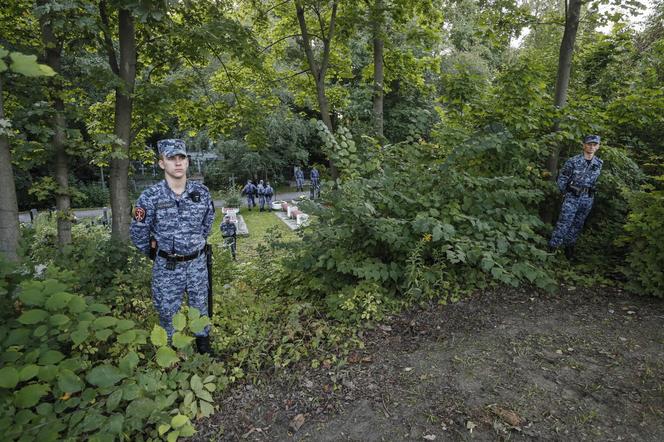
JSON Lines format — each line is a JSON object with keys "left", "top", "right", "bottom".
{"left": 466, "top": 420, "right": 476, "bottom": 433}
{"left": 289, "top": 414, "right": 305, "bottom": 433}
{"left": 423, "top": 435, "right": 436, "bottom": 440}
{"left": 488, "top": 404, "right": 524, "bottom": 427}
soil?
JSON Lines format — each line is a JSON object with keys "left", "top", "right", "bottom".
{"left": 194, "top": 285, "right": 664, "bottom": 441}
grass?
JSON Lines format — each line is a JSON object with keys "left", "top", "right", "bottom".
{"left": 209, "top": 207, "right": 298, "bottom": 262}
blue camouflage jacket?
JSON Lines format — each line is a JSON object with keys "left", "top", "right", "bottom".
{"left": 220, "top": 221, "right": 236, "bottom": 237}
{"left": 557, "top": 154, "right": 603, "bottom": 193}
{"left": 242, "top": 183, "right": 257, "bottom": 196}
{"left": 130, "top": 180, "right": 214, "bottom": 256}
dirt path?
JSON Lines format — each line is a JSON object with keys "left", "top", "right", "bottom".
{"left": 195, "top": 285, "right": 664, "bottom": 441}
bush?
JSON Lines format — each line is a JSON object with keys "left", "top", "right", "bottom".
{"left": 0, "top": 272, "right": 218, "bottom": 441}
{"left": 280, "top": 126, "right": 556, "bottom": 307}
{"left": 619, "top": 186, "right": 664, "bottom": 296}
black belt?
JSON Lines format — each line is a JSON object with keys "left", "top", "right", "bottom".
{"left": 157, "top": 247, "right": 206, "bottom": 262}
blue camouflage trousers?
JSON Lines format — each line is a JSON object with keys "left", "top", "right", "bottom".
{"left": 246, "top": 195, "right": 255, "bottom": 208}
{"left": 549, "top": 194, "right": 594, "bottom": 248}
{"left": 258, "top": 194, "right": 266, "bottom": 210}
{"left": 152, "top": 253, "right": 209, "bottom": 338}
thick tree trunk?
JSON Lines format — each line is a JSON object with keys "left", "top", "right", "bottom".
{"left": 0, "top": 77, "right": 20, "bottom": 262}
{"left": 110, "top": 8, "right": 136, "bottom": 242}
{"left": 40, "top": 2, "right": 72, "bottom": 247}
{"left": 546, "top": 0, "right": 582, "bottom": 178}
{"left": 295, "top": 0, "right": 339, "bottom": 180}
{"left": 372, "top": 0, "right": 384, "bottom": 140}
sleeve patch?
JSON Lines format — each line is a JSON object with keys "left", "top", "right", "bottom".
{"left": 133, "top": 207, "right": 146, "bottom": 222}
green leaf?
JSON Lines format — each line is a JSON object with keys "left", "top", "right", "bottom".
{"left": 38, "top": 365, "right": 57, "bottom": 382}
{"left": 50, "top": 314, "right": 70, "bottom": 327}
{"left": 171, "top": 414, "right": 188, "bottom": 429}
{"left": 179, "top": 423, "right": 196, "bottom": 437}
{"left": 18, "top": 286, "right": 45, "bottom": 306}
{"left": 125, "top": 397, "right": 154, "bottom": 420}
{"left": 199, "top": 400, "right": 215, "bottom": 417}
{"left": 196, "top": 389, "right": 213, "bottom": 402}
{"left": 167, "top": 430, "right": 180, "bottom": 442}
{"left": 58, "top": 369, "right": 84, "bottom": 393}
{"left": 9, "top": 52, "right": 56, "bottom": 77}
{"left": 117, "top": 330, "right": 136, "bottom": 344}
{"left": 93, "top": 316, "right": 118, "bottom": 330}
{"left": 19, "top": 364, "right": 39, "bottom": 382}
{"left": 107, "top": 414, "right": 124, "bottom": 434}
{"left": 68, "top": 296, "right": 86, "bottom": 313}
{"left": 0, "top": 59, "right": 7, "bottom": 72}
{"left": 14, "top": 383, "right": 49, "bottom": 408}
{"left": 18, "top": 309, "right": 49, "bottom": 324}
{"left": 155, "top": 347, "right": 178, "bottom": 368}
{"left": 172, "top": 313, "right": 186, "bottom": 331}
{"left": 150, "top": 325, "right": 168, "bottom": 347}
{"left": 71, "top": 329, "right": 88, "bottom": 346}
{"left": 189, "top": 316, "right": 210, "bottom": 334}
{"left": 0, "top": 367, "right": 19, "bottom": 388}
{"left": 86, "top": 365, "right": 126, "bottom": 388}
{"left": 105, "top": 389, "right": 123, "bottom": 412}
{"left": 172, "top": 332, "right": 193, "bottom": 349}
{"left": 39, "top": 350, "right": 65, "bottom": 365}
{"left": 114, "top": 320, "right": 135, "bottom": 332}
{"left": 158, "top": 423, "right": 171, "bottom": 436}
{"left": 44, "top": 292, "right": 72, "bottom": 311}
{"left": 80, "top": 411, "right": 105, "bottom": 432}
{"left": 190, "top": 374, "right": 203, "bottom": 393}
{"left": 119, "top": 351, "right": 139, "bottom": 375}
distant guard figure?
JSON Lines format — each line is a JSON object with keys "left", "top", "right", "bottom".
{"left": 257, "top": 180, "right": 266, "bottom": 212}
{"left": 309, "top": 166, "right": 320, "bottom": 199}
{"left": 130, "top": 139, "right": 215, "bottom": 354}
{"left": 242, "top": 180, "right": 257, "bottom": 210}
{"left": 220, "top": 214, "right": 237, "bottom": 260}
{"left": 549, "top": 135, "right": 603, "bottom": 259}
{"left": 294, "top": 167, "right": 305, "bottom": 191}
{"left": 264, "top": 181, "right": 274, "bottom": 210}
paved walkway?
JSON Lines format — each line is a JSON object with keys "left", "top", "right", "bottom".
{"left": 18, "top": 191, "right": 310, "bottom": 224}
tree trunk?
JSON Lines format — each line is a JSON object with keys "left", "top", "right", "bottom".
{"left": 543, "top": 0, "right": 582, "bottom": 224}
{"left": 546, "top": 0, "right": 582, "bottom": 178}
{"left": 110, "top": 8, "right": 136, "bottom": 242}
{"left": 372, "top": 0, "right": 385, "bottom": 140}
{"left": 39, "top": 1, "right": 72, "bottom": 247}
{"left": 295, "top": 0, "right": 339, "bottom": 180}
{"left": 0, "top": 77, "right": 20, "bottom": 262}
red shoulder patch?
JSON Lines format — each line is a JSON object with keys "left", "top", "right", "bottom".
{"left": 134, "top": 207, "right": 146, "bottom": 222}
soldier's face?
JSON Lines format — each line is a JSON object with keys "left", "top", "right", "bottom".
{"left": 583, "top": 142, "right": 599, "bottom": 156}
{"left": 159, "top": 154, "right": 188, "bottom": 179}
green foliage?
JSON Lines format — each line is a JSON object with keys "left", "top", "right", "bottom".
{"left": 0, "top": 274, "right": 215, "bottom": 441}
{"left": 284, "top": 128, "right": 556, "bottom": 307}
{"left": 619, "top": 185, "right": 664, "bottom": 296}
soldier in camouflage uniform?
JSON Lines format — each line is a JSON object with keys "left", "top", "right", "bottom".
{"left": 257, "top": 180, "right": 266, "bottom": 212}
{"left": 549, "top": 135, "right": 603, "bottom": 259}
{"left": 294, "top": 167, "right": 304, "bottom": 191}
{"left": 130, "top": 139, "right": 215, "bottom": 354}
{"left": 242, "top": 180, "right": 257, "bottom": 210}
{"left": 220, "top": 214, "right": 237, "bottom": 259}
{"left": 309, "top": 166, "right": 320, "bottom": 199}
{"left": 264, "top": 181, "right": 274, "bottom": 210}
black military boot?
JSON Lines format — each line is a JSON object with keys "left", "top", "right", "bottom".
{"left": 564, "top": 245, "right": 575, "bottom": 260}
{"left": 195, "top": 336, "right": 212, "bottom": 355}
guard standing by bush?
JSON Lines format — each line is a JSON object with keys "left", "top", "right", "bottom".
{"left": 549, "top": 135, "right": 603, "bottom": 259}
{"left": 130, "top": 139, "right": 215, "bottom": 354}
